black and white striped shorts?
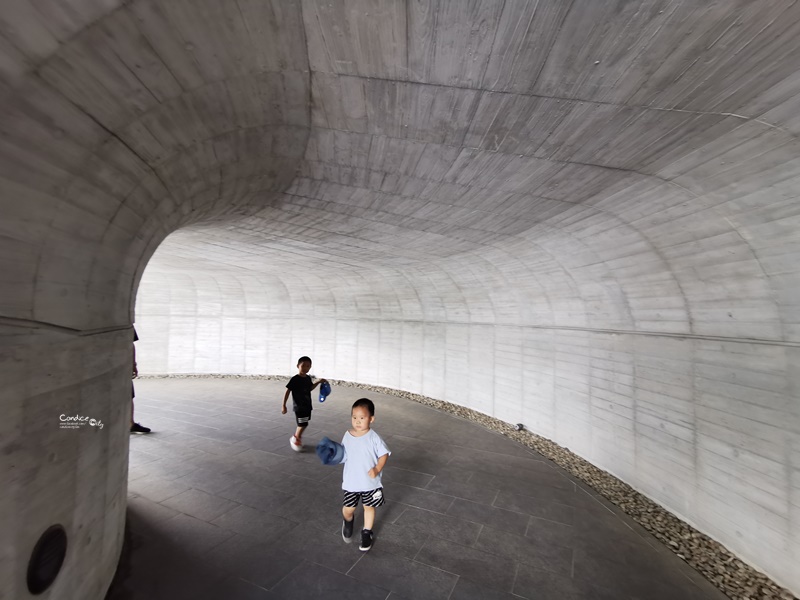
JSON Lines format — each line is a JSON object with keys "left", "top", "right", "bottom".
{"left": 342, "top": 487, "right": 385, "bottom": 508}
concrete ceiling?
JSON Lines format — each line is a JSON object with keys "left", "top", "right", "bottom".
{"left": 1, "top": 0, "right": 798, "bottom": 338}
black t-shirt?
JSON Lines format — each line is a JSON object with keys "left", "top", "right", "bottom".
{"left": 286, "top": 375, "right": 313, "bottom": 414}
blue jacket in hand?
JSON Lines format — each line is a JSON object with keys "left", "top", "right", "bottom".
{"left": 319, "top": 380, "right": 332, "bottom": 402}
{"left": 316, "top": 436, "right": 346, "bottom": 465}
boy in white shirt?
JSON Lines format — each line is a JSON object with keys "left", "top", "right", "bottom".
{"left": 341, "top": 398, "right": 391, "bottom": 551}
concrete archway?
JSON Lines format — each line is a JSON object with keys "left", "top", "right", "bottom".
{"left": 2, "top": 1, "right": 799, "bottom": 597}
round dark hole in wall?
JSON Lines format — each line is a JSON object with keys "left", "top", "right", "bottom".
{"left": 27, "top": 525, "right": 67, "bottom": 595}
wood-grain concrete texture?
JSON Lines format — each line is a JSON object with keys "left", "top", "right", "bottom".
{"left": 1, "top": 0, "right": 799, "bottom": 598}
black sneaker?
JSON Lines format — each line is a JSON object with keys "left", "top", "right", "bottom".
{"left": 359, "top": 528, "right": 373, "bottom": 552}
{"left": 130, "top": 423, "right": 151, "bottom": 434}
{"left": 342, "top": 517, "right": 354, "bottom": 543}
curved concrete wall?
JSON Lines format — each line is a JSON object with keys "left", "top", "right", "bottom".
{"left": 2, "top": 0, "right": 800, "bottom": 597}
{"left": 0, "top": 1, "right": 310, "bottom": 598}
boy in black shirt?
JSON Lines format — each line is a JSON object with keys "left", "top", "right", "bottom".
{"left": 282, "top": 356, "right": 327, "bottom": 451}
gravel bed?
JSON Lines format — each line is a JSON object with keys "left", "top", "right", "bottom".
{"left": 142, "top": 373, "right": 797, "bottom": 600}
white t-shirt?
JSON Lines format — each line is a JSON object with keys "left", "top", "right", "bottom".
{"left": 341, "top": 429, "right": 391, "bottom": 492}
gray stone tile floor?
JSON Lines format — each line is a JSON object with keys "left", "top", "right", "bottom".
{"left": 106, "top": 378, "right": 728, "bottom": 600}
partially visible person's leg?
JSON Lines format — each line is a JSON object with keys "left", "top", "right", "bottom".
{"left": 363, "top": 505, "right": 375, "bottom": 530}
{"left": 359, "top": 489, "right": 384, "bottom": 551}
{"left": 342, "top": 492, "right": 358, "bottom": 542}
{"left": 296, "top": 413, "right": 310, "bottom": 441}
{"left": 290, "top": 414, "right": 309, "bottom": 450}
{"left": 359, "top": 506, "right": 375, "bottom": 551}
{"left": 130, "top": 383, "right": 151, "bottom": 434}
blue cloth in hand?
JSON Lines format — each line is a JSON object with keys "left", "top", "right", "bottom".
{"left": 319, "top": 381, "right": 332, "bottom": 402}
{"left": 316, "top": 436, "right": 345, "bottom": 465}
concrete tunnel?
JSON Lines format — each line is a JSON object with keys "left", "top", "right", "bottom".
{"left": 1, "top": 0, "right": 799, "bottom": 598}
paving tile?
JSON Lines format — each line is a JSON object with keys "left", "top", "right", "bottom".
{"left": 187, "top": 452, "right": 243, "bottom": 472}
{"left": 233, "top": 431, "right": 297, "bottom": 452}
{"left": 572, "top": 537, "right": 661, "bottom": 569}
{"left": 194, "top": 576, "right": 278, "bottom": 600}
{"left": 381, "top": 467, "right": 435, "bottom": 488}
{"left": 138, "top": 456, "right": 202, "bottom": 481}
{"left": 265, "top": 472, "right": 334, "bottom": 497}
{"left": 415, "top": 536, "right": 514, "bottom": 593}
{"left": 573, "top": 549, "right": 715, "bottom": 600}
{"left": 414, "top": 429, "right": 532, "bottom": 457}
{"left": 127, "top": 494, "right": 180, "bottom": 526}
{"left": 155, "top": 513, "right": 236, "bottom": 556}
{"left": 365, "top": 520, "right": 424, "bottom": 559}
{"left": 128, "top": 474, "right": 192, "bottom": 503}
{"left": 478, "top": 469, "right": 576, "bottom": 495}
{"left": 447, "top": 497, "right": 530, "bottom": 535}
{"left": 449, "top": 577, "right": 530, "bottom": 600}
{"left": 676, "top": 563, "right": 732, "bottom": 600}
{"left": 172, "top": 466, "right": 245, "bottom": 495}
{"left": 187, "top": 436, "right": 254, "bottom": 457}
{"left": 141, "top": 417, "right": 238, "bottom": 442}
{"left": 108, "top": 548, "right": 227, "bottom": 600}
{"left": 525, "top": 515, "right": 576, "bottom": 548}
{"left": 475, "top": 525, "right": 573, "bottom": 575}
{"left": 377, "top": 500, "right": 408, "bottom": 524}
{"left": 270, "top": 561, "right": 390, "bottom": 600}
{"left": 492, "top": 490, "right": 576, "bottom": 525}
{"left": 272, "top": 521, "right": 364, "bottom": 574}
{"left": 394, "top": 506, "right": 482, "bottom": 546}
{"left": 235, "top": 447, "right": 294, "bottom": 469}
{"left": 269, "top": 453, "right": 342, "bottom": 481}
{"left": 447, "top": 450, "right": 554, "bottom": 476}
{"left": 225, "top": 462, "right": 283, "bottom": 486}
{"left": 211, "top": 504, "right": 297, "bottom": 543}
{"left": 127, "top": 464, "right": 151, "bottom": 482}
{"left": 268, "top": 492, "right": 342, "bottom": 530}
{"left": 425, "top": 476, "right": 500, "bottom": 504}
{"left": 201, "top": 534, "right": 303, "bottom": 590}
{"left": 486, "top": 481, "right": 598, "bottom": 509}
{"left": 348, "top": 550, "right": 457, "bottom": 600}
{"left": 570, "top": 512, "right": 655, "bottom": 555}
{"left": 216, "top": 479, "right": 295, "bottom": 513}
{"left": 132, "top": 437, "right": 209, "bottom": 461}
{"left": 388, "top": 448, "right": 455, "bottom": 474}
{"left": 572, "top": 503, "right": 637, "bottom": 530}
{"left": 425, "top": 465, "right": 478, "bottom": 484}
{"left": 127, "top": 448, "right": 161, "bottom": 468}
{"left": 386, "top": 482, "right": 455, "bottom": 513}
{"left": 160, "top": 488, "right": 240, "bottom": 522}
{"left": 514, "top": 564, "right": 621, "bottom": 600}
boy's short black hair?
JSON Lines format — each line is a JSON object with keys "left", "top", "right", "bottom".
{"left": 352, "top": 398, "right": 375, "bottom": 416}
{"left": 297, "top": 356, "right": 312, "bottom": 366}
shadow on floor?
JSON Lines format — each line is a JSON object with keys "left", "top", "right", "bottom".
{"left": 105, "top": 378, "right": 728, "bottom": 600}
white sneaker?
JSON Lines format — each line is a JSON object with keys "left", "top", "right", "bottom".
{"left": 290, "top": 435, "right": 303, "bottom": 452}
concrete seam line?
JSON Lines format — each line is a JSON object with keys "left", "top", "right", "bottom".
{"left": 0, "top": 316, "right": 132, "bottom": 337}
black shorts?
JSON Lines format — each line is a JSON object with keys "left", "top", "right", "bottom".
{"left": 343, "top": 488, "right": 385, "bottom": 508}
{"left": 295, "top": 411, "right": 311, "bottom": 428}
